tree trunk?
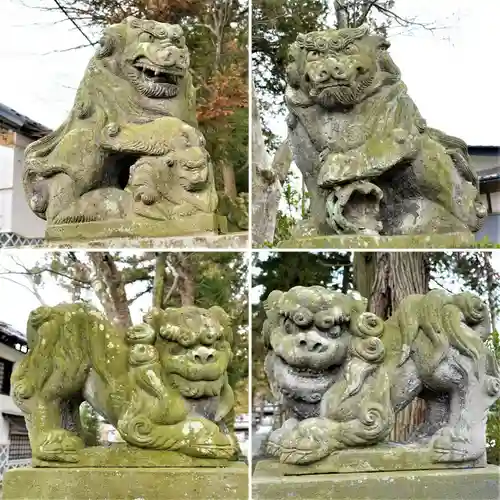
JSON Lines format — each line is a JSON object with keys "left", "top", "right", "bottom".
{"left": 353, "top": 252, "right": 430, "bottom": 441}
{"left": 170, "top": 254, "right": 196, "bottom": 306}
{"left": 251, "top": 83, "right": 282, "bottom": 245}
{"left": 368, "top": 252, "right": 429, "bottom": 318}
{"left": 335, "top": 0, "right": 349, "bottom": 28}
{"left": 153, "top": 253, "right": 167, "bottom": 310}
{"left": 88, "top": 252, "right": 132, "bottom": 331}
{"left": 221, "top": 160, "right": 238, "bottom": 199}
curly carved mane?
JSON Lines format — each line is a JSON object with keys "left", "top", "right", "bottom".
{"left": 117, "top": 306, "right": 234, "bottom": 448}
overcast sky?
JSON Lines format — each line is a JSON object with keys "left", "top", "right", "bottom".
{"left": 264, "top": 0, "right": 500, "bottom": 146}
{"left": 0, "top": 251, "right": 152, "bottom": 334}
{"left": 1, "top": 0, "right": 499, "bottom": 144}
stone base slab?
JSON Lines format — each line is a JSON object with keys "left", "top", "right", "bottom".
{"left": 32, "top": 444, "right": 233, "bottom": 468}
{"left": 252, "top": 462, "right": 500, "bottom": 500}
{"left": 44, "top": 232, "right": 248, "bottom": 249}
{"left": 45, "top": 213, "right": 228, "bottom": 241}
{"left": 268, "top": 444, "right": 485, "bottom": 475}
{"left": 277, "top": 232, "right": 476, "bottom": 249}
{"left": 3, "top": 462, "right": 248, "bottom": 500}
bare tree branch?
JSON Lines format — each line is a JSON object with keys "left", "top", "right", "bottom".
{"left": 0, "top": 276, "right": 47, "bottom": 305}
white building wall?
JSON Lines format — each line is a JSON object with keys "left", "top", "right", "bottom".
{"left": 0, "top": 134, "right": 45, "bottom": 239}
{"left": 10, "top": 134, "right": 45, "bottom": 238}
{"left": 0, "top": 345, "right": 27, "bottom": 477}
{"left": 0, "top": 145, "right": 14, "bottom": 233}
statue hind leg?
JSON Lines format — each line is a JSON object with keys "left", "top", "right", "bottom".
{"left": 12, "top": 349, "right": 88, "bottom": 462}
{"left": 431, "top": 353, "right": 499, "bottom": 463}
{"left": 26, "top": 397, "right": 85, "bottom": 463}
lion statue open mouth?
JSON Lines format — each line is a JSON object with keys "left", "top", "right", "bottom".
{"left": 284, "top": 26, "right": 486, "bottom": 239}
{"left": 12, "top": 303, "right": 239, "bottom": 463}
{"left": 263, "top": 287, "right": 500, "bottom": 466}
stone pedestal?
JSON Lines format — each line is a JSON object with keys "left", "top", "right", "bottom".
{"left": 44, "top": 232, "right": 248, "bottom": 249}
{"left": 45, "top": 214, "right": 229, "bottom": 241}
{"left": 252, "top": 461, "right": 500, "bottom": 500}
{"left": 277, "top": 232, "right": 476, "bottom": 249}
{"left": 3, "top": 462, "right": 248, "bottom": 500}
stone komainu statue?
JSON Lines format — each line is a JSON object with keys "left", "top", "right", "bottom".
{"left": 22, "top": 17, "right": 221, "bottom": 229}
{"left": 284, "top": 26, "right": 486, "bottom": 238}
{"left": 262, "top": 286, "right": 500, "bottom": 465}
{"left": 12, "top": 303, "right": 239, "bottom": 463}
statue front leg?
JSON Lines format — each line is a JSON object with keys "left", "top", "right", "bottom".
{"left": 317, "top": 129, "right": 421, "bottom": 188}
{"left": 117, "top": 416, "right": 235, "bottom": 459}
{"left": 277, "top": 417, "right": 341, "bottom": 464}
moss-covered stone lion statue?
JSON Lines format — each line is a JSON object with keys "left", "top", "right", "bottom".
{"left": 12, "top": 303, "right": 239, "bottom": 463}
{"left": 22, "top": 17, "right": 224, "bottom": 231}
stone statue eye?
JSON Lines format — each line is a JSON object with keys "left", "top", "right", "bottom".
{"left": 344, "top": 43, "right": 357, "bottom": 54}
{"left": 292, "top": 308, "right": 313, "bottom": 327}
{"left": 315, "top": 315, "right": 335, "bottom": 330}
{"left": 329, "top": 325, "right": 342, "bottom": 338}
{"left": 307, "top": 50, "right": 320, "bottom": 60}
{"left": 139, "top": 32, "right": 154, "bottom": 43}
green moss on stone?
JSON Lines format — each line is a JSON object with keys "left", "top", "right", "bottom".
{"left": 3, "top": 463, "right": 248, "bottom": 500}
{"left": 253, "top": 463, "right": 500, "bottom": 500}
{"left": 278, "top": 232, "right": 476, "bottom": 249}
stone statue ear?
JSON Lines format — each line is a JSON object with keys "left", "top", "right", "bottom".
{"left": 209, "top": 306, "right": 233, "bottom": 343}
{"left": 95, "top": 31, "right": 117, "bottom": 59}
{"left": 263, "top": 291, "right": 284, "bottom": 317}
{"left": 123, "top": 16, "right": 138, "bottom": 25}
{"left": 374, "top": 35, "right": 390, "bottom": 50}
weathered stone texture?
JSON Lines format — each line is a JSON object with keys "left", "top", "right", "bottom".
{"left": 252, "top": 462, "right": 500, "bottom": 500}
{"left": 262, "top": 287, "right": 500, "bottom": 466}
{"left": 4, "top": 463, "right": 248, "bottom": 500}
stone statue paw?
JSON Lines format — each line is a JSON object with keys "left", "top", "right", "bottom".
{"left": 265, "top": 418, "right": 299, "bottom": 457}
{"left": 431, "top": 427, "right": 477, "bottom": 463}
{"left": 134, "top": 186, "right": 161, "bottom": 205}
{"left": 34, "top": 429, "right": 84, "bottom": 463}
{"left": 177, "top": 418, "right": 235, "bottom": 459}
{"left": 277, "top": 418, "right": 336, "bottom": 465}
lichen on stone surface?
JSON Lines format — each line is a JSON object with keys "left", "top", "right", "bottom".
{"left": 21, "top": 17, "right": 239, "bottom": 238}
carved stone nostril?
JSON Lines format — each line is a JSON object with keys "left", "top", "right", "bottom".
{"left": 299, "top": 340, "right": 307, "bottom": 347}
{"left": 206, "top": 354, "right": 215, "bottom": 363}
{"left": 312, "top": 342, "right": 323, "bottom": 352}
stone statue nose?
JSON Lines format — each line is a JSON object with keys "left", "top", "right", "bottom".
{"left": 329, "top": 62, "right": 347, "bottom": 80}
{"left": 158, "top": 48, "right": 175, "bottom": 66}
{"left": 297, "top": 333, "right": 327, "bottom": 353}
{"left": 193, "top": 346, "right": 216, "bottom": 364}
